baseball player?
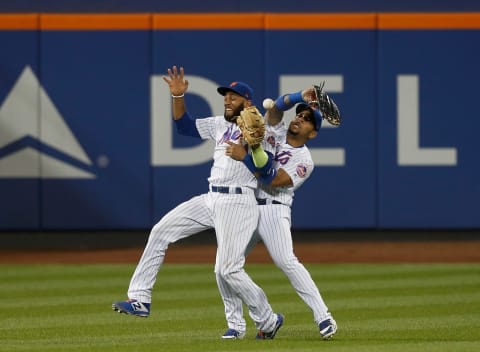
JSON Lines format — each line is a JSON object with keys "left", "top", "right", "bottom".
{"left": 112, "top": 66, "right": 283, "bottom": 339}
{"left": 219, "top": 87, "right": 337, "bottom": 340}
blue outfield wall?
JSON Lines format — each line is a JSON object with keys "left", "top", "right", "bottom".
{"left": 0, "top": 13, "right": 479, "bottom": 230}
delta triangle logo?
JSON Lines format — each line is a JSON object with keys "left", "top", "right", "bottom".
{"left": 0, "top": 66, "right": 95, "bottom": 178}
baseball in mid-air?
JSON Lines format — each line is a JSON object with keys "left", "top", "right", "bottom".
{"left": 262, "top": 98, "right": 275, "bottom": 110}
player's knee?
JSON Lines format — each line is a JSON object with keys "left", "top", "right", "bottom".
{"left": 217, "top": 268, "right": 240, "bottom": 283}
{"left": 274, "top": 255, "right": 300, "bottom": 272}
{"left": 217, "top": 269, "right": 232, "bottom": 280}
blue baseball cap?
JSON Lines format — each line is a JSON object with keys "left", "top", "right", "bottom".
{"left": 296, "top": 103, "right": 323, "bottom": 131}
{"left": 217, "top": 81, "right": 254, "bottom": 101}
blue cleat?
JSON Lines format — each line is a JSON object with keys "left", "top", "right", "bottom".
{"left": 319, "top": 315, "right": 337, "bottom": 340}
{"left": 256, "top": 313, "right": 284, "bottom": 339}
{"left": 221, "top": 328, "right": 246, "bottom": 339}
{"left": 112, "top": 299, "right": 150, "bottom": 317}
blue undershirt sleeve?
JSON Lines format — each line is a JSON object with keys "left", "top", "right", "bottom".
{"left": 174, "top": 112, "right": 201, "bottom": 138}
{"left": 242, "top": 154, "right": 257, "bottom": 174}
{"left": 258, "top": 168, "right": 277, "bottom": 185}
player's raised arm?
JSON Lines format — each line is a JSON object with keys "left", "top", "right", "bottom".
{"left": 162, "top": 65, "right": 189, "bottom": 120}
{"left": 265, "top": 87, "right": 315, "bottom": 126}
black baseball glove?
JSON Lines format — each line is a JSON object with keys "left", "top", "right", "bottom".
{"left": 312, "top": 82, "right": 341, "bottom": 126}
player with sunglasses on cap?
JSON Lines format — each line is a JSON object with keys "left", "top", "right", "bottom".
{"left": 222, "top": 87, "right": 338, "bottom": 340}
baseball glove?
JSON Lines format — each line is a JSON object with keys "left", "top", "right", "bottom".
{"left": 312, "top": 82, "right": 341, "bottom": 126}
{"left": 236, "top": 106, "right": 266, "bottom": 147}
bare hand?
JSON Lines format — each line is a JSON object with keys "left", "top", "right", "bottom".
{"left": 302, "top": 87, "right": 316, "bottom": 103}
{"left": 225, "top": 138, "right": 247, "bottom": 161}
{"left": 162, "top": 66, "right": 189, "bottom": 96}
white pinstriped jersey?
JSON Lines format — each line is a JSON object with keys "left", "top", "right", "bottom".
{"left": 219, "top": 119, "right": 332, "bottom": 331}
{"left": 262, "top": 119, "right": 284, "bottom": 155}
{"left": 195, "top": 116, "right": 258, "bottom": 189}
{"left": 256, "top": 122, "right": 314, "bottom": 207}
{"left": 125, "top": 111, "right": 280, "bottom": 334}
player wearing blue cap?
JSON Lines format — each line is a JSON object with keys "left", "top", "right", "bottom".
{"left": 222, "top": 87, "right": 337, "bottom": 340}
{"left": 112, "top": 66, "right": 283, "bottom": 339}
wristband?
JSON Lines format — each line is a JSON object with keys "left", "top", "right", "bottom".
{"left": 288, "top": 91, "right": 303, "bottom": 104}
{"left": 274, "top": 90, "right": 303, "bottom": 111}
{"left": 259, "top": 168, "right": 277, "bottom": 185}
{"left": 172, "top": 94, "right": 185, "bottom": 98}
{"left": 255, "top": 152, "right": 273, "bottom": 176}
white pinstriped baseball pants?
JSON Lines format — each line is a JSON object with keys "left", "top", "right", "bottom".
{"left": 127, "top": 190, "right": 278, "bottom": 332}
{"left": 216, "top": 203, "right": 330, "bottom": 333}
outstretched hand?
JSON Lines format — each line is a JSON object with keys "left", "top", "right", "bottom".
{"left": 225, "top": 138, "right": 247, "bottom": 161}
{"left": 302, "top": 87, "right": 316, "bottom": 104}
{"left": 163, "top": 66, "right": 189, "bottom": 96}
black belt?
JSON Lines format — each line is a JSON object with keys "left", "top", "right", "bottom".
{"left": 257, "top": 199, "right": 282, "bottom": 205}
{"left": 211, "top": 186, "right": 243, "bottom": 194}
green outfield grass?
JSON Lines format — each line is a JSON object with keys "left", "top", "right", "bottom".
{"left": 0, "top": 263, "right": 479, "bottom": 351}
